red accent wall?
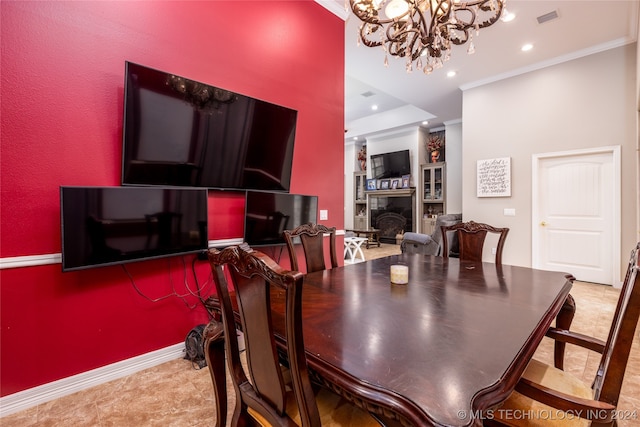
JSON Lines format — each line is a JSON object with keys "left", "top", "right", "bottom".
{"left": 0, "top": 1, "right": 344, "bottom": 396}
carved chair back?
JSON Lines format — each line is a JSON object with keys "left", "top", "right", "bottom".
{"left": 284, "top": 223, "right": 338, "bottom": 273}
{"left": 207, "top": 243, "right": 321, "bottom": 427}
{"left": 440, "top": 220, "right": 509, "bottom": 265}
{"left": 593, "top": 242, "right": 640, "bottom": 406}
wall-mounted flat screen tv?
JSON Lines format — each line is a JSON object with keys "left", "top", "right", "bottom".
{"left": 244, "top": 191, "right": 318, "bottom": 246}
{"left": 61, "top": 186, "right": 208, "bottom": 271}
{"left": 371, "top": 149, "right": 411, "bottom": 179}
{"left": 121, "top": 61, "right": 297, "bottom": 192}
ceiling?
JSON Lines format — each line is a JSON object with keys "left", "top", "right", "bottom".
{"left": 320, "top": 1, "right": 639, "bottom": 142}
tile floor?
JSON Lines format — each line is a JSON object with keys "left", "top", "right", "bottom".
{"left": 2, "top": 244, "right": 639, "bottom": 426}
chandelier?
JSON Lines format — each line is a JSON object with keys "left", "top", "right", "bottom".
{"left": 349, "top": 0, "right": 505, "bottom": 74}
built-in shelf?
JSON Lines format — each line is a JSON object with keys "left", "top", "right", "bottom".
{"left": 353, "top": 172, "right": 368, "bottom": 229}
{"left": 420, "top": 163, "right": 446, "bottom": 234}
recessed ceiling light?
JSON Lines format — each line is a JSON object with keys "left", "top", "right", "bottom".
{"left": 521, "top": 43, "right": 533, "bottom": 52}
{"left": 371, "top": 104, "right": 378, "bottom": 111}
{"left": 353, "top": 137, "right": 358, "bottom": 141}
{"left": 447, "top": 71, "right": 457, "bottom": 78}
{"left": 422, "top": 121, "right": 429, "bottom": 125}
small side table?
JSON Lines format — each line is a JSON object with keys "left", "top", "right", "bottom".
{"left": 344, "top": 237, "right": 367, "bottom": 264}
{"left": 346, "top": 229, "right": 381, "bottom": 249}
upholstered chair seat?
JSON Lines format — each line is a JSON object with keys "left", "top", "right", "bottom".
{"left": 491, "top": 358, "right": 592, "bottom": 427}
{"left": 247, "top": 385, "right": 380, "bottom": 427}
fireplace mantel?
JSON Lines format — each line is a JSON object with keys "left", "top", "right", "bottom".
{"left": 365, "top": 188, "right": 415, "bottom": 197}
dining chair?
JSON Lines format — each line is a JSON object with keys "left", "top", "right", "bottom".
{"left": 283, "top": 223, "right": 338, "bottom": 273}
{"left": 204, "top": 243, "right": 380, "bottom": 427}
{"left": 439, "top": 220, "right": 575, "bottom": 370}
{"left": 440, "top": 220, "right": 509, "bottom": 265}
{"left": 486, "top": 242, "right": 640, "bottom": 427}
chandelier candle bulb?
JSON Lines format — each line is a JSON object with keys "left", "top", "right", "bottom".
{"left": 390, "top": 265, "right": 409, "bottom": 285}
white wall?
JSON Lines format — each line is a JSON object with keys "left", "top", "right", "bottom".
{"left": 365, "top": 127, "right": 423, "bottom": 228}
{"left": 462, "top": 44, "right": 638, "bottom": 271}
{"left": 344, "top": 140, "right": 361, "bottom": 230}
{"left": 366, "top": 127, "right": 422, "bottom": 176}
{"left": 444, "top": 121, "right": 462, "bottom": 213}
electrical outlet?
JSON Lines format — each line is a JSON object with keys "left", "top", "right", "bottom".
{"left": 491, "top": 247, "right": 497, "bottom": 255}
{"left": 503, "top": 208, "right": 516, "bottom": 216}
{"left": 320, "top": 209, "right": 328, "bottom": 220}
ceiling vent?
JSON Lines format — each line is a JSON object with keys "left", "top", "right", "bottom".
{"left": 536, "top": 10, "right": 559, "bottom": 24}
{"left": 360, "top": 91, "right": 375, "bottom": 97}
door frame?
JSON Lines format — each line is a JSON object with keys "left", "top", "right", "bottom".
{"left": 532, "top": 146, "right": 621, "bottom": 286}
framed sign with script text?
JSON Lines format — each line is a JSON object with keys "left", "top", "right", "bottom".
{"left": 477, "top": 157, "right": 511, "bottom": 197}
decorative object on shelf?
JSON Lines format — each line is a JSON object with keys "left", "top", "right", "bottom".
{"left": 431, "top": 150, "right": 440, "bottom": 163}
{"left": 401, "top": 174, "right": 410, "bottom": 188}
{"left": 426, "top": 132, "right": 444, "bottom": 163}
{"left": 380, "top": 179, "right": 391, "bottom": 190}
{"left": 358, "top": 145, "right": 367, "bottom": 171}
{"left": 366, "top": 178, "right": 377, "bottom": 190}
{"left": 391, "top": 178, "right": 400, "bottom": 189}
{"left": 348, "top": 0, "right": 505, "bottom": 74}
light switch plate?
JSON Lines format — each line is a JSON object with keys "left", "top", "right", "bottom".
{"left": 320, "top": 210, "right": 328, "bottom": 220}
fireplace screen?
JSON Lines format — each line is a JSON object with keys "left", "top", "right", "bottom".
{"left": 370, "top": 195, "right": 414, "bottom": 243}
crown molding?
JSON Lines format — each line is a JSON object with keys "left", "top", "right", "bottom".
{"left": 314, "top": 0, "right": 349, "bottom": 20}
{"left": 460, "top": 37, "right": 636, "bottom": 91}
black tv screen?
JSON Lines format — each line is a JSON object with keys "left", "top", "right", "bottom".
{"left": 244, "top": 191, "right": 318, "bottom": 246}
{"left": 61, "top": 186, "right": 208, "bottom": 271}
{"left": 121, "top": 61, "right": 297, "bottom": 192}
{"left": 371, "top": 149, "right": 411, "bottom": 179}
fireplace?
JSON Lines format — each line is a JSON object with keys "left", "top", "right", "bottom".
{"left": 368, "top": 189, "right": 415, "bottom": 244}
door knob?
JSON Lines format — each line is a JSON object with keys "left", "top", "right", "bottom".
{"left": 540, "top": 221, "right": 547, "bottom": 226}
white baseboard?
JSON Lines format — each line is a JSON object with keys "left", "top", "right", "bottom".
{"left": 0, "top": 343, "right": 185, "bottom": 418}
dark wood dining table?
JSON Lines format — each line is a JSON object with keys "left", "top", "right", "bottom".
{"left": 270, "top": 253, "right": 574, "bottom": 427}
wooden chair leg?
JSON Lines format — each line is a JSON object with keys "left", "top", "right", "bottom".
{"left": 554, "top": 294, "right": 576, "bottom": 370}
{"left": 204, "top": 321, "right": 227, "bottom": 427}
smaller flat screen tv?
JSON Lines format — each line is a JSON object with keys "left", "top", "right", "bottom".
{"left": 61, "top": 186, "right": 208, "bottom": 271}
{"left": 244, "top": 191, "right": 318, "bottom": 246}
{"left": 371, "top": 149, "right": 411, "bottom": 179}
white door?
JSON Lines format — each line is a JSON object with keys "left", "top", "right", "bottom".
{"left": 532, "top": 148, "right": 620, "bottom": 285}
